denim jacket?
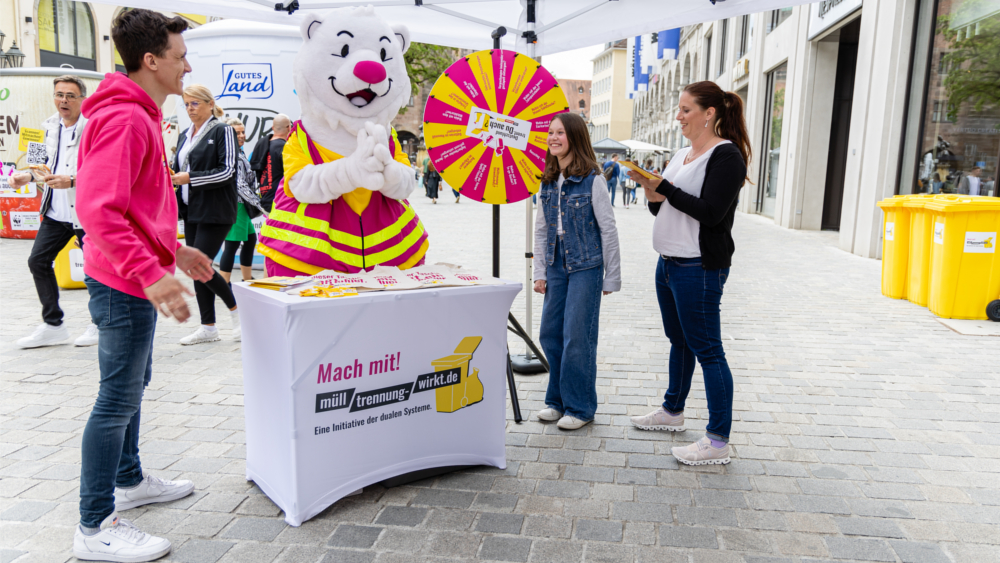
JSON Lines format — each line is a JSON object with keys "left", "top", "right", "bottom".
{"left": 539, "top": 171, "right": 604, "bottom": 272}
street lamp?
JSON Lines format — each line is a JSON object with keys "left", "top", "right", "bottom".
{"left": 587, "top": 121, "right": 594, "bottom": 138}
{"left": 3, "top": 41, "right": 25, "bottom": 68}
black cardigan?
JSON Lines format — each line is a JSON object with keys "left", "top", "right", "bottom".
{"left": 174, "top": 120, "right": 239, "bottom": 225}
{"left": 648, "top": 142, "right": 746, "bottom": 270}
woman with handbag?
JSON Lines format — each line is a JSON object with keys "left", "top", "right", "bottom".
{"left": 171, "top": 84, "right": 241, "bottom": 345}
{"left": 219, "top": 118, "right": 265, "bottom": 285}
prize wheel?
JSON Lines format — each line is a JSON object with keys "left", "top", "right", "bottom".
{"left": 424, "top": 49, "right": 569, "bottom": 204}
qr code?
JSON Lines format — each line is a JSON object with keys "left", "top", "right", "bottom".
{"left": 26, "top": 142, "right": 47, "bottom": 165}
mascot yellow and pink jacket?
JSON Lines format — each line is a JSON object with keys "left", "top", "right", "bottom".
{"left": 259, "top": 7, "right": 428, "bottom": 275}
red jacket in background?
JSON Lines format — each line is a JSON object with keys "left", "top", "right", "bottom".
{"left": 77, "top": 72, "right": 180, "bottom": 299}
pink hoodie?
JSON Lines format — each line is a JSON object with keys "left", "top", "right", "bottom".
{"left": 77, "top": 73, "right": 180, "bottom": 299}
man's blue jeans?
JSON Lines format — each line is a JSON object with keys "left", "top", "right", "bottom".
{"left": 539, "top": 239, "right": 603, "bottom": 421}
{"left": 608, "top": 178, "right": 617, "bottom": 205}
{"left": 79, "top": 277, "right": 155, "bottom": 527}
{"left": 654, "top": 257, "right": 734, "bottom": 442}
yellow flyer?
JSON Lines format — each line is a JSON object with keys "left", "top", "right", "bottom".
{"left": 18, "top": 128, "right": 45, "bottom": 152}
{"left": 618, "top": 160, "right": 661, "bottom": 181}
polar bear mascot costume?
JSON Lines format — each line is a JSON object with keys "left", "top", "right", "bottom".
{"left": 258, "top": 6, "right": 428, "bottom": 275}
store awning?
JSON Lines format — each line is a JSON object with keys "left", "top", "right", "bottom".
{"left": 70, "top": 0, "right": 816, "bottom": 57}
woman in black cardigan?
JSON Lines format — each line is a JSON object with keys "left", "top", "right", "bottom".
{"left": 171, "top": 84, "right": 240, "bottom": 345}
{"left": 626, "top": 81, "right": 751, "bottom": 467}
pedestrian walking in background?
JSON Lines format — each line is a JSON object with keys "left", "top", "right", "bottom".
{"left": 602, "top": 152, "right": 621, "bottom": 206}
{"left": 10, "top": 76, "right": 99, "bottom": 348}
{"left": 219, "top": 117, "right": 265, "bottom": 286}
{"left": 73, "top": 9, "right": 213, "bottom": 561}
{"left": 534, "top": 112, "right": 621, "bottom": 431}
{"left": 957, "top": 166, "right": 983, "bottom": 196}
{"left": 171, "top": 84, "right": 241, "bottom": 345}
{"left": 250, "top": 114, "right": 289, "bottom": 213}
{"left": 425, "top": 160, "right": 441, "bottom": 204}
{"left": 627, "top": 81, "right": 750, "bottom": 466}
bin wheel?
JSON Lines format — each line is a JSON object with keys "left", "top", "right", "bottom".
{"left": 988, "top": 300, "right": 1000, "bottom": 322}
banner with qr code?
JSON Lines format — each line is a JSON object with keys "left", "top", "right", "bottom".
{"left": 26, "top": 142, "right": 48, "bottom": 165}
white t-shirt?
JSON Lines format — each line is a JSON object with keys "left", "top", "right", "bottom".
{"left": 652, "top": 140, "right": 731, "bottom": 258}
{"left": 968, "top": 176, "right": 981, "bottom": 196}
{"left": 46, "top": 123, "right": 77, "bottom": 223}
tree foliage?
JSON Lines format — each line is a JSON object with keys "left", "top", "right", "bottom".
{"left": 400, "top": 42, "right": 456, "bottom": 114}
{"left": 939, "top": 4, "right": 1000, "bottom": 123}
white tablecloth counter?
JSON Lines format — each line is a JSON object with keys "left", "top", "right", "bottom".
{"left": 233, "top": 281, "right": 521, "bottom": 526}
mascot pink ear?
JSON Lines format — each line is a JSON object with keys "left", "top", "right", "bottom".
{"left": 391, "top": 24, "right": 410, "bottom": 54}
{"left": 302, "top": 13, "right": 324, "bottom": 40}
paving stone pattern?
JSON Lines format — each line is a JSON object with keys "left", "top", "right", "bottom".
{"left": 2, "top": 196, "right": 999, "bottom": 563}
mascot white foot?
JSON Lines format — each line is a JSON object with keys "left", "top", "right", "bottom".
{"left": 258, "top": 6, "right": 428, "bottom": 275}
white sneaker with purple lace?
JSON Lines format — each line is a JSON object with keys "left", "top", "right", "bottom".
{"left": 671, "top": 437, "right": 731, "bottom": 466}
{"left": 114, "top": 472, "right": 194, "bottom": 511}
{"left": 630, "top": 407, "right": 684, "bottom": 431}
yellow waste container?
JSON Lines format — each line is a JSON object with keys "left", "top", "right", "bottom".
{"left": 903, "top": 194, "right": 943, "bottom": 307}
{"left": 430, "top": 336, "right": 484, "bottom": 413}
{"left": 877, "top": 196, "right": 912, "bottom": 299}
{"left": 924, "top": 197, "right": 1000, "bottom": 320}
{"left": 54, "top": 236, "right": 86, "bottom": 289}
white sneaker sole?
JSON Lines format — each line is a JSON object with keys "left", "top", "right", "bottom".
{"left": 536, "top": 413, "right": 562, "bottom": 422}
{"left": 631, "top": 422, "right": 685, "bottom": 432}
{"left": 17, "top": 338, "right": 69, "bottom": 349}
{"left": 673, "top": 455, "right": 731, "bottom": 466}
{"left": 73, "top": 544, "right": 171, "bottom": 563}
{"left": 557, "top": 420, "right": 592, "bottom": 430}
{"left": 115, "top": 482, "right": 194, "bottom": 511}
{"left": 75, "top": 339, "right": 99, "bottom": 347}
{"left": 179, "top": 335, "right": 221, "bottom": 346}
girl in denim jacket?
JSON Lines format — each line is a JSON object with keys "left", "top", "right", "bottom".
{"left": 532, "top": 113, "right": 622, "bottom": 430}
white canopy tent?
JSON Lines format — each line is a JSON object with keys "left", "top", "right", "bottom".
{"left": 622, "top": 139, "right": 672, "bottom": 153}
{"left": 77, "top": 0, "right": 815, "bottom": 372}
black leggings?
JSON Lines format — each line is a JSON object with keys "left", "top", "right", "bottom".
{"left": 185, "top": 222, "right": 237, "bottom": 325}
{"left": 219, "top": 233, "right": 257, "bottom": 273}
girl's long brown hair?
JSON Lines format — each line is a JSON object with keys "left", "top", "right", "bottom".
{"left": 540, "top": 113, "right": 600, "bottom": 185}
{"left": 683, "top": 81, "right": 752, "bottom": 179}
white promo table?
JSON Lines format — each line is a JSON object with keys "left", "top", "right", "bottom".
{"left": 233, "top": 281, "right": 521, "bottom": 526}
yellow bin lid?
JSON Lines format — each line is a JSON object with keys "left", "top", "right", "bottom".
{"left": 430, "top": 336, "right": 483, "bottom": 369}
{"left": 900, "top": 193, "right": 939, "bottom": 209}
{"left": 923, "top": 196, "right": 1000, "bottom": 213}
{"left": 877, "top": 195, "right": 909, "bottom": 210}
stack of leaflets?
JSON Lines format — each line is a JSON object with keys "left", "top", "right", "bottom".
{"left": 248, "top": 276, "right": 314, "bottom": 291}
{"left": 293, "top": 265, "right": 504, "bottom": 296}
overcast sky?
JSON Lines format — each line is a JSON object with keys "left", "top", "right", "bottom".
{"left": 540, "top": 44, "right": 604, "bottom": 81}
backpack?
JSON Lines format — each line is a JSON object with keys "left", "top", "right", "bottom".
{"left": 603, "top": 162, "right": 615, "bottom": 180}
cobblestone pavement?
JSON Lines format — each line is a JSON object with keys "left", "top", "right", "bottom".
{"left": 2, "top": 193, "right": 999, "bottom": 563}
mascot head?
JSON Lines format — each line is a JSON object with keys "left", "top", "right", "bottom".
{"left": 294, "top": 6, "right": 411, "bottom": 136}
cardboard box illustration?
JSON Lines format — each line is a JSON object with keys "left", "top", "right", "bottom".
{"left": 431, "top": 336, "right": 484, "bottom": 413}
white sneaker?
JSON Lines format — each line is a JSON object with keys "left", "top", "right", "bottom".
{"left": 17, "top": 323, "right": 70, "bottom": 349}
{"left": 179, "top": 326, "right": 220, "bottom": 346}
{"left": 73, "top": 512, "right": 170, "bottom": 562}
{"left": 75, "top": 323, "right": 100, "bottom": 347}
{"left": 230, "top": 310, "right": 241, "bottom": 342}
{"left": 115, "top": 472, "right": 194, "bottom": 511}
{"left": 630, "top": 407, "right": 684, "bottom": 431}
{"left": 671, "top": 437, "right": 731, "bottom": 466}
{"left": 536, "top": 407, "right": 563, "bottom": 422}
{"left": 556, "top": 415, "right": 592, "bottom": 430}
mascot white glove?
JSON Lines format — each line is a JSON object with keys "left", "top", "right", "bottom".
{"left": 286, "top": 122, "right": 389, "bottom": 204}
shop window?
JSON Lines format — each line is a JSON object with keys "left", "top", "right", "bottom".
{"left": 717, "top": 19, "right": 729, "bottom": 77}
{"left": 899, "top": 1, "right": 999, "bottom": 196}
{"left": 736, "top": 15, "right": 753, "bottom": 59}
{"left": 37, "top": 0, "right": 97, "bottom": 71}
{"left": 758, "top": 62, "right": 787, "bottom": 218}
{"left": 768, "top": 8, "right": 793, "bottom": 33}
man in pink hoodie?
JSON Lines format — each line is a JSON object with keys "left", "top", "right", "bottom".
{"left": 72, "top": 9, "right": 216, "bottom": 562}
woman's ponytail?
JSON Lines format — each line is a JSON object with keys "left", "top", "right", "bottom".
{"left": 719, "top": 91, "right": 752, "bottom": 178}
{"left": 212, "top": 103, "right": 225, "bottom": 119}
{"left": 682, "top": 82, "right": 754, "bottom": 181}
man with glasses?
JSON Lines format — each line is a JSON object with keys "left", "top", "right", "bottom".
{"left": 9, "top": 75, "right": 99, "bottom": 348}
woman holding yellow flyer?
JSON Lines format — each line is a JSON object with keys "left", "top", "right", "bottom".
{"left": 625, "top": 81, "right": 750, "bottom": 466}
{"left": 532, "top": 113, "right": 621, "bottom": 431}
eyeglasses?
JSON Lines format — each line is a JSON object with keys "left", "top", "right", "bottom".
{"left": 184, "top": 101, "right": 202, "bottom": 109}
{"left": 53, "top": 93, "right": 81, "bottom": 101}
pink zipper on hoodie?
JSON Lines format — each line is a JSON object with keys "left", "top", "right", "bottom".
{"left": 77, "top": 73, "right": 180, "bottom": 299}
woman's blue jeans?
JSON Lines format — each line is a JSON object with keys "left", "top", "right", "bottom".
{"left": 79, "top": 277, "right": 155, "bottom": 527}
{"left": 539, "top": 239, "right": 603, "bottom": 421}
{"left": 654, "top": 257, "right": 734, "bottom": 442}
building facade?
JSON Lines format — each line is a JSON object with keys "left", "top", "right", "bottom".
{"left": 629, "top": 0, "right": 998, "bottom": 259}
{"left": 590, "top": 40, "right": 633, "bottom": 141}
{"left": 3, "top": 0, "right": 208, "bottom": 73}
{"left": 557, "top": 79, "right": 591, "bottom": 123}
